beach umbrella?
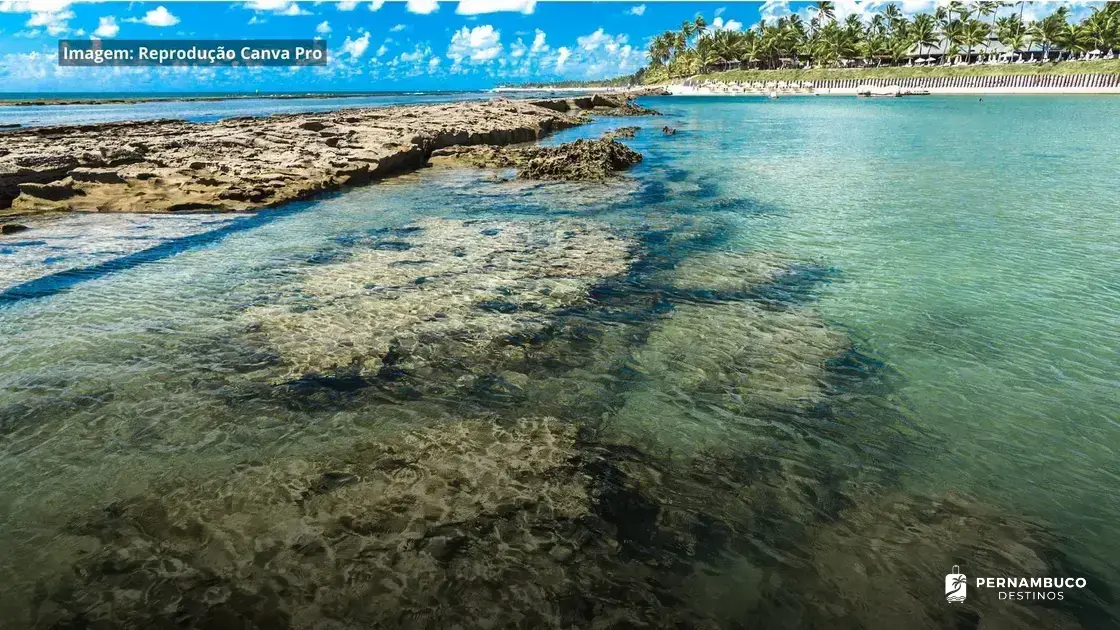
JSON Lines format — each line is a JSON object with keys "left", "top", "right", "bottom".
{"left": 1089, "top": 49, "right": 1102, "bottom": 55}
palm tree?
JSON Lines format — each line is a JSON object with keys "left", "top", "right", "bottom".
{"left": 1055, "top": 22, "right": 1087, "bottom": 61}
{"left": 681, "top": 19, "right": 697, "bottom": 43}
{"left": 963, "top": 19, "right": 991, "bottom": 61}
{"left": 884, "top": 3, "right": 904, "bottom": 33}
{"left": 1030, "top": 12, "right": 1064, "bottom": 60}
{"left": 912, "top": 13, "right": 938, "bottom": 59}
{"left": 640, "top": 1, "right": 1114, "bottom": 79}
{"left": 1084, "top": 6, "right": 1118, "bottom": 54}
{"left": 815, "top": 1, "right": 835, "bottom": 25}
{"left": 939, "top": 10, "right": 965, "bottom": 64}
{"left": 947, "top": 0, "right": 969, "bottom": 22}
{"left": 694, "top": 15, "right": 708, "bottom": 39}
{"left": 695, "top": 43, "right": 717, "bottom": 73}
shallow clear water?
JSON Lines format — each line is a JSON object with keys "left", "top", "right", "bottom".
{"left": 1, "top": 95, "right": 1118, "bottom": 628}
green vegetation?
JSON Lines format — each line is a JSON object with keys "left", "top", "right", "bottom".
{"left": 695, "top": 58, "right": 1120, "bottom": 83}
{"left": 644, "top": 1, "right": 1120, "bottom": 82}
{"left": 508, "top": 75, "right": 639, "bottom": 89}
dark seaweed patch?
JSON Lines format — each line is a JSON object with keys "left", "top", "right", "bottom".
{"left": 373, "top": 241, "right": 411, "bottom": 251}
{"left": 476, "top": 300, "right": 519, "bottom": 313}
{"left": 305, "top": 250, "right": 349, "bottom": 265}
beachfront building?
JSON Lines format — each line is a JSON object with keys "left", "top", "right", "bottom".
{"left": 907, "top": 36, "right": 1063, "bottom": 65}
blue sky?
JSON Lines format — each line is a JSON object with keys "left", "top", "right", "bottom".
{"left": 0, "top": 1, "right": 1104, "bottom": 92}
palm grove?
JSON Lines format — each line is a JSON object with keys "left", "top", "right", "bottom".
{"left": 642, "top": 1, "right": 1120, "bottom": 81}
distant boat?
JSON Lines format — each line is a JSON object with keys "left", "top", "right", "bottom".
{"left": 857, "top": 84, "right": 901, "bottom": 97}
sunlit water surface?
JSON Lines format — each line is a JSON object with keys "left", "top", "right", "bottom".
{"left": 0, "top": 90, "right": 563, "bottom": 127}
{"left": 1, "top": 96, "right": 1118, "bottom": 629}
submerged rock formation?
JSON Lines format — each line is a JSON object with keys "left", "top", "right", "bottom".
{"left": 33, "top": 419, "right": 1092, "bottom": 630}
{"left": 245, "top": 218, "right": 634, "bottom": 384}
{"left": 0, "top": 96, "right": 652, "bottom": 219}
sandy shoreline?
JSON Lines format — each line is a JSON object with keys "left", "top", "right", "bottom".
{"left": 0, "top": 93, "right": 647, "bottom": 225}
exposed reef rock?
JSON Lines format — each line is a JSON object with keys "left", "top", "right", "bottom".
{"left": 0, "top": 96, "right": 644, "bottom": 218}
{"left": 601, "top": 126, "right": 639, "bottom": 140}
{"left": 245, "top": 218, "right": 634, "bottom": 384}
{"left": 1, "top": 223, "right": 28, "bottom": 235}
{"left": 520, "top": 138, "right": 642, "bottom": 181}
{"left": 527, "top": 92, "right": 661, "bottom": 118}
{"left": 429, "top": 136, "right": 642, "bottom": 182}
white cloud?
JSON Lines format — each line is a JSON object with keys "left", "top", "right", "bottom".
{"left": 281, "top": 3, "right": 310, "bottom": 15}
{"left": 26, "top": 7, "right": 72, "bottom": 35}
{"left": 758, "top": 0, "right": 790, "bottom": 25}
{"left": 316, "top": 19, "right": 330, "bottom": 33}
{"left": 627, "top": 4, "right": 645, "bottom": 16}
{"left": 389, "top": 22, "right": 405, "bottom": 31}
{"left": 510, "top": 28, "right": 546, "bottom": 58}
{"left": 530, "top": 28, "right": 547, "bottom": 53}
{"left": 244, "top": 0, "right": 310, "bottom": 15}
{"left": 455, "top": 0, "right": 535, "bottom": 15}
{"left": 341, "top": 29, "right": 370, "bottom": 57}
{"left": 336, "top": 0, "right": 358, "bottom": 9}
{"left": 124, "top": 6, "right": 179, "bottom": 27}
{"left": 447, "top": 24, "right": 502, "bottom": 64}
{"left": 428, "top": 56, "right": 440, "bottom": 70}
{"left": 398, "top": 44, "right": 429, "bottom": 63}
{"left": 368, "top": 0, "right": 385, "bottom": 10}
{"left": 406, "top": 0, "right": 438, "bottom": 14}
{"left": 93, "top": 15, "right": 118, "bottom": 37}
{"left": 576, "top": 28, "right": 627, "bottom": 54}
{"left": 714, "top": 6, "right": 725, "bottom": 17}
{"left": 555, "top": 46, "right": 570, "bottom": 70}
{"left": 543, "top": 27, "right": 642, "bottom": 79}
{"left": 0, "top": 0, "right": 72, "bottom": 13}
{"left": 376, "top": 43, "right": 388, "bottom": 56}
{"left": 711, "top": 16, "right": 742, "bottom": 32}
{"left": 248, "top": 14, "right": 266, "bottom": 24}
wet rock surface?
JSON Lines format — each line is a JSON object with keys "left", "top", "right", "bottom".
{"left": 430, "top": 135, "right": 642, "bottom": 182}
{"left": 601, "top": 126, "right": 639, "bottom": 140}
{"left": 244, "top": 217, "right": 635, "bottom": 384}
{"left": 0, "top": 97, "right": 632, "bottom": 218}
{"left": 527, "top": 92, "right": 661, "bottom": 118}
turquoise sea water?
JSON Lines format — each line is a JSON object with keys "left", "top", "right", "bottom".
{"left": 1, "top": 96, "right": 1118, "bottom": 628}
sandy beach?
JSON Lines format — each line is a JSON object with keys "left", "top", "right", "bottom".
{"left": 668, "top": 84, "right": 1120, "bottom": 96}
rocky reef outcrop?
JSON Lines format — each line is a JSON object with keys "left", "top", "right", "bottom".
{"left": 429, "top": 135, "right": 642, "bottom": 182}
{"left": 528, "top": 92, "right": 661, "bottom": 117}
{"left": 0, "top": 96, "right": 652, "bottom": 219}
